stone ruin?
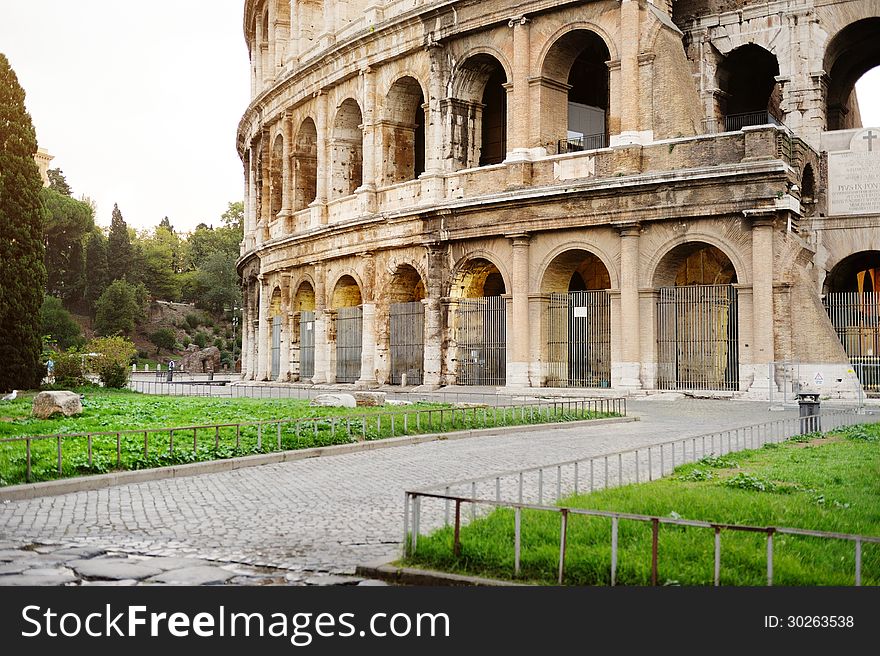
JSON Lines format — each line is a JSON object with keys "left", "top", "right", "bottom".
{"left": 179, "top": 345, "right": 221, "bottom": 373}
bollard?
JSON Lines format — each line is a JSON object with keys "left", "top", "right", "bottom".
{"left": 796, "top": 392, "right": 821, "bottom": 434}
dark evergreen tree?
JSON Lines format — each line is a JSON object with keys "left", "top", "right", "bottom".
{"left": 46, "top": 168, "right": 72, "bottom": 196}
{"left": 83, "top": 230, "right": 110, "bottom": 314}
{"left": 107, "top": 203, "right": 132, "bottom": 281}
{"left": 41, "top": 187, "right": 94, "bottom": 306}
{"left": 0, "top": 54, "right": 47, "bottom": 391}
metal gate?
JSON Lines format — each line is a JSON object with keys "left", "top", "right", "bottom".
{"left": 547, "top": 291, "right": 611, "bottom": 387}
{"left": 271, "top": 315, "right": 282, "bottom": 379}
{"left": 299, "top": 310, "right": 315, "bottom": 380}
{"left": 336, "top": 306, "right": 363, "bottom": 383}
{"left": 456, "top": 296, "right": 506, "bottom": 386}
{"left": 390, "top": 301, "right": 424, "bottom": 385}
{"left": 825, "top": 292, "right": 880, "bottom": 392}
{"left": 657, "top": 284, "right": 739, "bottom": 391}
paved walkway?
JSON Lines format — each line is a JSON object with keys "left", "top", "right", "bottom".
{"left": 0, "top": 398, "right": 797, "bottom": 585}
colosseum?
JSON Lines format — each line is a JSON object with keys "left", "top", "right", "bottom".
{"left": 236, "top": 0, "right": 880, "bottom": 398}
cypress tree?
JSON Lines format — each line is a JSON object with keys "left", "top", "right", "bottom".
{"left": 83, "top": 230, "right": 110, "bottom": 314}
{"left": 0, "top": 53, "right": 47, "bottom": 391}
{"left": 107, "top": 202, "right": 132, "bottom": 281}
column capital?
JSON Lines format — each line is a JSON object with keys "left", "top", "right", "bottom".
{"left": 507, "top": 232, "right": 530, "bottom": 246}
{"left": 617, "top": 222, "right": 641, "bottom": 237}
{"left": 508, "top": 15, "right": 530, "bottom": 28}
{"left": 743, "top": 208, "right": 778, "bottom": 228}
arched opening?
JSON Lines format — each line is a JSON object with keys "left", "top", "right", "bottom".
{"left": 451, "top": 258, "right": 506, "bottom": 385}
{"left": 824, "top": 251, "right": 880, "bottom": 391}
{"left": 388, "top": 264, "right": 427, "bottom": 385}
{"left": 331, "top": 275, "right": 363, "bottom": 383}
{"left": 655, "top": 243, "right": 739, "bottom": 390}
{"left": 294, "top": 118, "right": 318, "bottom": 211}
{"left": 541, "top": 250, "right": 611, "bottom": 387}
{"left": 717, "top": 44, "right": 781, "bottom": 131}
{"left": 270, "top": 287, "right": 283, "bottom": 380}
{"left": 825, "top": 19, "right": 880, "bottom": 131}
{"left": 381, "top": 77, "right": 426, "bottom": 185}
{"left": 270, "top": 134, "right": 284, "bottom": 219}
{"left": 331, "top": 99, "right": 363, "bottom": 199}
{"left": 448, "top": 55, "right": 508, "bottom": 170}
{"left": 293, "top": 281, "right": 316, "bottom": 380}
{"left": 542, "top": 30, "right": 610, "bottom": 153}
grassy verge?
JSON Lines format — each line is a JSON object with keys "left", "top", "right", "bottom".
{"left": 0, "top": 388, "right": 617, "bottom": 486}
{"left": 405, "top": 424, "right": 880, "bottom": 586}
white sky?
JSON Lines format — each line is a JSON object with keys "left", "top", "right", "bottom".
{"left": 0, "top": 1, "right": 250, "bottom": 232}
{"left": 1, "top": 2, "right": 878, "bottom": 232}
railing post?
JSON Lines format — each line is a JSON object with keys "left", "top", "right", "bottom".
{"left": 558, "top": 509, "right": 568, "bottom": 585}
{"left": 714, "top": 527, "right": 721, "bottom": 587}
{"left": 453, "top": 499, "right": 462, "bottom": 556}
{"left": 855, "top": 539, "right": 862, "bottom": 587}
{"left": 402, "top": 492, "right": 410, "bottom": 557}
{"left": 117, "top": 432, "right": 122, "bottom": 468}
{"left": 766, "top": 529, "right": 775, "bottom": 586}
{"left": 651, "top": 518, "right": 660, "bottom": 586}
{"left": 57, "top": 435, "right": 62, "bottom": 475}
{"left": 514, "top": 507, "right": 522, "bottom": 577}
{"left": 26, "top": 438, "right": 31, "bottom": 483}
{"left": 611, "top": 516, "right": 618, "bottom": 586}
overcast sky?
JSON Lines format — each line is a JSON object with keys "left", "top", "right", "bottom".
{"left": 1, "top": 1, "right": 878, "bottom": 232}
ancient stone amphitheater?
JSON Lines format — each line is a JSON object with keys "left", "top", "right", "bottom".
{"left": 237, "top": 0, "right": 880, "bottom": 398}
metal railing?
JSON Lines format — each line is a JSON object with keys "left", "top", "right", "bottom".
{"left": 557, "top": 133, "right": 606, "bottom": 153}
{"left": 403, "top": 408, "right": 876, "bottom": 585}
{"left": 1, "top": 397, "right": 625, "bottom": 485}
{"left": 702, "top": 111, "right": 784, "bottom": 134}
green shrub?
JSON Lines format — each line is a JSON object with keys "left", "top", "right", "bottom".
{"left": 193, "top": 331, "right": 208, "bottom": 348}
{"left": 86, "top": 336, "right": 137, "bottom": 388}
{"left": 52, "top": 350, "right": 89, "bottom": 387}
{"left": 213, "top": 337, "right": 225, "bottom": 350}
{"left": 150, "top": 327, "right": 177, "bottom": 353}
{"left": 185, "top": 313, "right": 201, "bottom": 330}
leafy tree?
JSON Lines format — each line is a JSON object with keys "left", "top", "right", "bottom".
{"left": 83, "top": 230, "right": 110, "bottom": 313}
{"left": 220, "top": 201, "right": 243, "bottom": 230}
{"left": 0, "top": 54, "right": 47, "bottom": 392}
{"left": 41, "top": 187, "right": 94, "bottom": 306}
{"left": 93, "top": 279, "right": 144, "bottom": 336}
{"left": 52, "top": 349, "right": 89, "bottom": 388}
{"left": 138, "top": 233, "right": 179, "bottom": 300}
{"left": 86, "top": 336, "right": 136, "bottom": 388}
{"left": 40, "top": 295, "right": 83, "bottom": 350}
{"left": 150, "top": 328, "right": 177, "bottom": 353}
{"left": 107, "top": 203, "right": 132, "bottom": 281}
{"left": 194, "top": 252, "right": 241, "bottom": 314}
{"left": 46, "top": 168, "right": 72, "bottom": 196}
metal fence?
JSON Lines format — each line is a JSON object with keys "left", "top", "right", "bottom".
{"left": 1, "top": 397, "right": 625, "bottom": 485}
{"left": 456, "top": 296, "right": 506, "bottom": 386}
{"left": 547, "top": 290, "right": 611, "bottom": 388}
{"left": 825, "top": 291, "right": 880, "bottom": 392}
{"left": 271, "top": 315, "right": 282, "bottom": 379}
{"left": 657, "top": 284, "right": 739, "bottom": 391}
{"left": 557, "top": 133, "right": 606, "bottom": 153}
{"left": 404, "top": 408, "right": 876, "bottom": 585}
{"left": 390, "top": 301, "right": 425, "bottom": 385}
{"left": 300, "top": 311, "right": 315, "bottom": 380}
{"left": 336, "top": 306, "right": 363, "bottom": 383}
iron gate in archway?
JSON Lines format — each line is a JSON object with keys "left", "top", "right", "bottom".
{"left": 657, "top": 284, "right": 739, "bottom": 391}
{"left": 336, "top": 306, "right": 363, "bottom": 383}
{"left": 390, "top": 301, "right": 424, "bottom": 385}
{"left": 271, "top": 315, "right": 282, "bottom": 380}
{"left": 546, "top": 291, "right": 611, "bottom": 387}
{"left": 299, "top": 311, "right": 315, "bottom": 380}
{"left": 456, "top": 296, "right": 506, "bottom": 386}
{"left": 825, "top": 292, "right": 880, "bottom": 391}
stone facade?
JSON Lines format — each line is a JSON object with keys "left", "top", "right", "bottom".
{"left": 237, "top": 0, "right": 880, "bottom": 398}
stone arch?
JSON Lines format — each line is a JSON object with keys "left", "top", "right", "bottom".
{"left": 294, "top": 117, "right": 318, "bottom": 211}
{"left": 717, "top": 44, "right": 781, "bottom": 129}
{"left": 824, "top": 251, "right": 880, "bottom": 295}
{"left": 647, "top": 234, "right": 748, "bottom": 289}
{"left": 540, "top": 27, "right": 612, "bottom": 152}
{"left": 449, "top": 53, "right": 509, "bottom": 169}
{"left": 539, "top": 248, "right": 612, "bottom": 294}
{"left": 536, "top": 241, "right": 620, "bottom": 292}
{"left": 389, "top": 263, "right": 426, "bottom": 303}
{"left": 450, "top": 255, "right": 509, "bottom": 298}
{"left": 652, "top": 242, "right": 739, "bottom": 288}
{"left": 331, "top": 98, "right": 363, "bottom": 198}
{"left": 270, "top": 285, "right": 283, "bottom": 316}
{"left": 330, "top": 273, "right": 363, "bottom": 308}
{"left": 381, "top": 76, "right": 427, "bottom": 185}
{"left": 824, "top": 18, "right": 880, "bottom": 131}
{"left": 292, "top": 279, "right": 316, "bottom": 311}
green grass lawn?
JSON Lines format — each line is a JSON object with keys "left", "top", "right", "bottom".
{"left": 405, "top": 424, "right": 880, "bottom": 586}
{"left": 0, "top": 388, "right": 615, "bottom": 487}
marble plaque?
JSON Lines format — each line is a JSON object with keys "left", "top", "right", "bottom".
{"left": 828, "top": 128, "right": 880, "bottom": 216}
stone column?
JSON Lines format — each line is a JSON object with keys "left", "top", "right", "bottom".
{"left": 256, "top": 277, "right": 269, "bottom": 381}
{"left": 508, "top": 235, "right": 531, "bottom": 387}
{"left": 258, "top": 130, "right": 270, "bottom": 244}
{"left": 615, "top": 224, "right": 642, "bottom": 388}
{"left": 507, "top": 16, "right": 531, "bottom": 160}
{"left": 613, "top": 0, "right": 644, "bottom": 146}
{"left": 357, "top": 303, "right": 379, "bottom": 388}
{"left": 310, "top": 91, "right": 330, "bottom": 226}
{"left": 422, "top": 246, "right": 444, "bottom": 387}
{"left": 321, "top": 0, "right": 337, "bottom": 48}
{"left": 421, "top": 44, "right": 448, "bottom": 201}
{"left": 288, "top": 0, "right": 299, "bottom": 64}
{"left": 240, "top": 284, "right": 251, "bottom": 378}
{"left": 255, "top": 14, "right": 265, "bottom": 91}
{"left": 280, "top": 113, "right": 293, "bottom": 222}
{"left": 267, "top": 0, "right": 277, "bottom": 81}
{"left": 747, "top": 215, "right": 779, "bottom": 397}
{"left": 357, "top": 67, "right": 378, "bottom": 214}
{"left": 245, "top": 149, "right": 257, "bottom": 251}
{"left": 312, "top": 264, "right": 328, "bottom": 384}
{"left": 528, "top": 293, "right": 550, "bottom": 387}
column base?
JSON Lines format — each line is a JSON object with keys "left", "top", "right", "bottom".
{"left": 506, "top": 362, "right": 531, "bottom": 388}
{"left": 743, "top": 365, "right": 780, "bottom": 400}
{"left": 354, "top": 378, "right": 380, "bottom": 389}
{"left": 612, "top": 362, "right": 642, "bottom": 390}
{"left": 610, "top": 131, "right": 654, "bottom": 147}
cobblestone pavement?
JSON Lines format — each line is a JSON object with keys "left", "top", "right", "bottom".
{"left": 0, "top": 398, "right": 798, "bottom": 585}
